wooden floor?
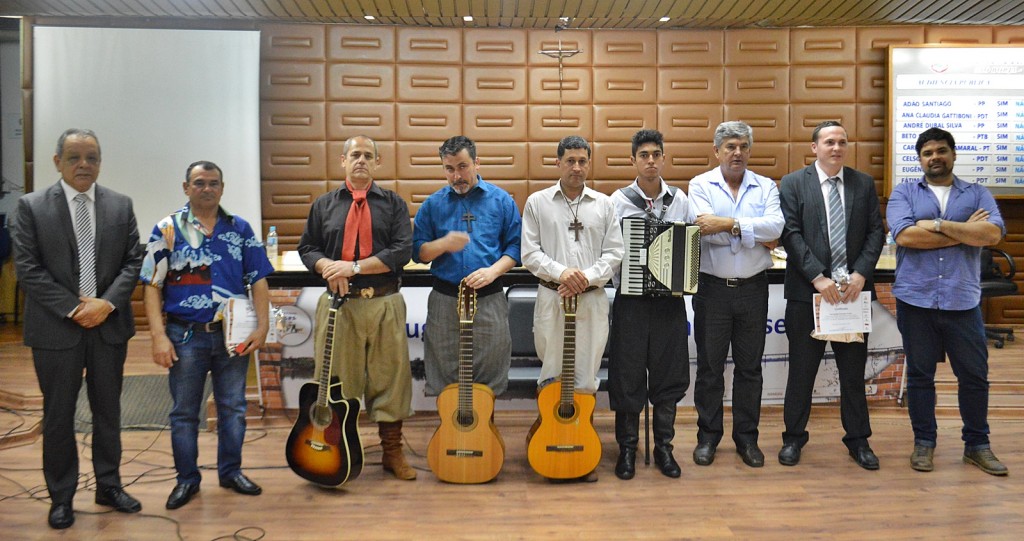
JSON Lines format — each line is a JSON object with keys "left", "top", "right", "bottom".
{"left": 1, "top": 323, "right": 1023, "bottom": 540}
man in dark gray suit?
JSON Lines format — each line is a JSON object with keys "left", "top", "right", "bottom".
{"left": 778, "top": 121, "right": 884, "bottom": 470}
{"left": 13, "top": 129, "right": 144, "bottom": 529}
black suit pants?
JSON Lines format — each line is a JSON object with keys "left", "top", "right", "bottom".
{"left": 33, "top": 329, "right": 127, "bottom": 504}
{"left": 782, "top": 300, "right": 872, "bottom": 450}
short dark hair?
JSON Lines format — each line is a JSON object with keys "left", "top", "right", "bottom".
{"left": 811, "top": 120, "right": 844, "bottom": 143}
{"left": 438, "top": 135, "right": 476, "bottom": 160}
{"left": 185, "top": 160, "right": 223, "bottom": 183}
{"left": 557, "top": 135, "right": 591, "bottom": 159}
{"left": 631, "top": 129, "right": 664, "bottom": 156}
{"left": 915, "top": 127, "right": 956, "bottom": 156}
{"left": 56, "top": 128, "right": 101, "bottom": 158}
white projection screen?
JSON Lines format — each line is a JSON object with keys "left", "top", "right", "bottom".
{"left": 33, "top": 26, "right": 262, "bottom": 240}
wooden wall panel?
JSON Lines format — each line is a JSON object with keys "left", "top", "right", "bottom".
{"left": 475, "top": 142, "right": 529, "bottom": 181}
{"left": 464, "top": 105, "right": 528, "bottom": 142}
{"left": 790, "top": 104, "right": 857, "bottom": 142}
{"left": 396, "top": 142, "right": 445, "bottom": 180}
{"left": 591, "top": 142, "right": 635, "bottom": 191}
{"left": 529, "top": 32, "right": 592, "bottom": 66}
{"left": 791, "top": 27, "right": 856, "bottom": 64}
{"left": 658, "top": 104, "right": 722, "bottom": 143}
{"left": 593, "top": 67, "right": 658, "bottom": 104}
{"left": 857, "top": 64, "right": 886, "bottom": 103}
{"left": 658, "top": 30, "right": 724, "bottom": 66}
{"left": 397, "top": 103, "right": 462, "bottom": 141}
{"left": 527, "top": 105, "right": 593, "bottom": 142}
{"left": 464, "top": 29, "right": 527, "bottom": 65}
{"left": 593, "top": 105, "right": 657, "bottom": 142}
{"left": 856, "top": 103, "right": 885, "bottom": 142}
{"left": 528, "top": 67, "right": 593, "bottom": 104}
{"left": 262, "top": 61, "right": 325, "bottom": 101}
{"left": 724, "top": 66, "right": 790, "bottom": 104}
{"left": 592, "top": 31, "right": 657, "bottom": 66}
{"left": 261, "top": 101, "right": 326, "bottom": 141}
{"left": 748, "top": 142, "right": 789, "bottom": 181}
{"left": 326, "top": 102, "right": 395, "bottom": 141}
{"left": 723, "top": 104, "right": 789, "bottom": 142}
{"left": 327, "top": 25, "right": 395, "bottom": 62}
{"left": 398, "top": 27, "right": 462, "bottom": 64}
{"left": 261, "top": 24, "right": 325, "bottom": 60}
{"left": 397, "top": 65, "right": 461, "bottom": 103}
{"left": 725, "top": 28, "right": 789, "bottom": 66}
{"left": 658, "top": 67, "right": 724, "bottom": 104}
{"left": 856, "top": 26, "right": 925, "bottom": 64}
{"left": 790, "top": 65, "right": 856, "bottom": 103}
{"left": 261, "top": 180, "right": 327, "bottom": 219}
{"left": 396, "top": 179, "right": 449, "bottom": 214}
{"left": 665, "top": 142, "right": 715, "bottom": 182}
{"left": 993, "top": 26, "right": 1024, "bottom": 44}
{"left": 261, "top": 141, "right": 326, "bottom": 180}
{"left": 925, "top": 26, "right": 994, "bottom": 44}
{"left": 463, "top": 67, "right": 528, "bottom": 103}
{"left": 327, "top": 63, "right": 394, "bottom": 101}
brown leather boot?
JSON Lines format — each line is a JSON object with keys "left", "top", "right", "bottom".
{"left": 378, "top": 421, "right": 417, "bottom": 480}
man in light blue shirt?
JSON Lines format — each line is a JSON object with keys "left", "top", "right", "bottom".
{"left": 688, "top": 121, "right": 784, "bottom": 469}
{"left": 413, "top": 135, "right": 522, "bottom": 396}
{"left": 887, "top": 127, "right": 1007, "bottom": 476}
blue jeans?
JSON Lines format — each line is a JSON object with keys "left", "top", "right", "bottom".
{"left": 895, "top": 300, "right": 991, "bottom": 451}
{"left": 167, "top": 321, "right": 250, "bottom": 484}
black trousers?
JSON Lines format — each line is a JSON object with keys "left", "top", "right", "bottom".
{"left": 693, "top": 275, "right": 768, "bottom": 448}
{"left": 33, "top": 330, "right": 127, "bottom": 504}
{"left": 782, "top": 300, "right": 872, "bottom": 450}
{"left": 607, "top": 295, "right": 689, "bottom": 413}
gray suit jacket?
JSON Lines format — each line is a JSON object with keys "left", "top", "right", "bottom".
{"left": 779, "top": 165, "right": 884, "bottom": 303}
{"left": 13, "top": 181, "right": 143, "bottom": 348}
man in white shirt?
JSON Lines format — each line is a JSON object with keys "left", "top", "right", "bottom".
{"left": 689, "top": 121, "right": 784, "bottom": 469}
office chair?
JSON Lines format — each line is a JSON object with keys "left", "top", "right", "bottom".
{"left": 980, "top": 247, "right": 1017, "bottom": 349}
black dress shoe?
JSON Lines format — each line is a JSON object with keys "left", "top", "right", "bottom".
{"left": 48, "top": 503, "right": 74, "bottom": 529}
{"left": 166, "top": 483, "right": 201, "bottom": 510}
{"left": 95, "top": 486, "right": 142, "bottom": 513}
{"left": 692, "top": 442, "right": 716, "bottom": 466}
{"left": 219, "top": 473, "right": 262, "bottom": 495}
{"left": 653, "top": 447, "right": 681, "bottom": 478}
{"left": 850, "top": 446, "right": 880, "bottom": 470}
{"left": 615, "top": 447, "right": 637, "bottom": 480}
{"left": 737, "top": 444, "right": 765, "bottom": 468}
{"left": 778, "top": 443, "right": 801, "bottom": 466}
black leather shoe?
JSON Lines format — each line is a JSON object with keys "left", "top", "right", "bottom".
{"left": 615, "top": 447, "right": 637, "bottom": 480}
{"left": 653, "top": 447, "right": 681, "bottom": 478}
{"left": 778, "top": 443, "right": 801, "bottom": 466}
{"left": 219, "top": 473, "right": 262, "bottom": 495}
{"left": 737, "top": 444, "right": 765, "bottom": 468}
{"left": 692, "top": 442, "right": 716, "bottom": 466}
{"left": 95, "top": 486, "right": 142, "bottom": 513}
{"left": 48, "top": 503, "right": 74, "bottom": 529}
{"left": 165, "top": 483, "right": 201, "bottom": 510}
{"left": 850, "top": 446, "right": 880, "bottom": 470}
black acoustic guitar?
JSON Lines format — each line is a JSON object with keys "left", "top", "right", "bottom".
{"left": 285, "top": 293, "right": 364, "bottom": 487}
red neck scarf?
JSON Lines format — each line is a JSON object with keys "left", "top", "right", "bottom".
{"left": 342, "top": 179, "right": 373, "bottom": 261}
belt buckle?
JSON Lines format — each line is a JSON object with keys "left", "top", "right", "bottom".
{"left": 725, "top": 278, "right": 740, "bottom": 288}
{"left": 360, "top": 286, "right": 375, "bottom": 299}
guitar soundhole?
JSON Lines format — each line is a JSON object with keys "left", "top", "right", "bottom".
{"left": 556, "top": 403, "right": 577, "bottom": 421}
{"left": 454, "top": 410, "right": 478, "bottom": 430}
{"left": 310, "top": 404, "right": 333, "bottom": 429}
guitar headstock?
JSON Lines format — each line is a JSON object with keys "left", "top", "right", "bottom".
{"left": 562, "top": 294, "right": 578, "bottom": 315}
{"left": 458, "top": 278, "right": 477, "bottom": 323}
{"left": 328, "top": 291, "right": 346, "bottom": 310}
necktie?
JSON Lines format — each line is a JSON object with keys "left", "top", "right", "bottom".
{"left": 73, "top": 193, "right": 97, "bottom": 297}
{"left": 826, "top": 177, "right": 847, "bottom": 275}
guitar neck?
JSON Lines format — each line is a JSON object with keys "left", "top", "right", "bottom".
{"left": 560, "top": 312, "right": 577, "bottom": 406}
{"left": 457, "top": 319, "right": 474, "bottom": 417}
{"left": 315, "top": 306, "right": 338, "bottom": 408}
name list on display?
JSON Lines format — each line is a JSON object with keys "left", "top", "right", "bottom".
{"left": 894, "top": 96, "right": 1024, "bottom": 187}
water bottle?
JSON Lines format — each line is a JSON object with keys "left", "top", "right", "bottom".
{"left": 266, "top": 226, "right": 279, "bottom": 265}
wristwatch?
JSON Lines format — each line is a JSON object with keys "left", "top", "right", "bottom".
{"left": 933, "top": 218, "right": 942, "bottom": 232}
{"left": 352, "top": 261, "right": 361, "bottom": 275}
{"left": 731, "top": 219, "right": 741, "bottom": 236}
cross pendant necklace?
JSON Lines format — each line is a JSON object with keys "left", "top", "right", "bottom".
{"left": 461, "top": 209, "right": 475, "bottom": 233}
{"left": 562, "top": 193, "right": 584, "bottom": 241}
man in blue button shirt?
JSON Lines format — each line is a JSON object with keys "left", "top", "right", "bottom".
{"left": 413, "top": 135, "right": 522, "bottom": 397}
{"left": 887, "top": 127, "right": 1008, "bottom": 476}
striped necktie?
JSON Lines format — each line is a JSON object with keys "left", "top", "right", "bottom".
{"left": 826, "top": 177, "right": 847, "bottom": 275}
{"left": 73, "top": 193, "right": 97, "bottom": 297}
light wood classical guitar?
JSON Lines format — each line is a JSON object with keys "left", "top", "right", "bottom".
{"left": 285, "top": 293, "right": 364, "bottom": 487}
{"left": 526, "top": 294, "right": 602, "bottom": 479}
{"left": 427, "top": 279, "right": 505, "bottom": 483}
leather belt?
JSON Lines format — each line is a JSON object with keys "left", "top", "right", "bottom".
{"left": 166, "top": 315, "right": 222, "bottom": 333}
{"left": 538, "top": 279, "right": 598, "bottom": 293}
{"left": 432, "top": 278, "right": 503, "bottom": 298}
{"left": 347, "top": 280, "right": 400, "bottom": 299}
{"left": 699, "top": 271, "right": 767, "bottom": 288}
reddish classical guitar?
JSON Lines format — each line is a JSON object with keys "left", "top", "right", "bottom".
{"left": 526, "top": 294, "right": 602, "bottom": 479}
{"left": 427, "top": 279, "right": 505, "bottom": 483}
{"left": 285, "top": 293, "right": 364, "bottom": 487}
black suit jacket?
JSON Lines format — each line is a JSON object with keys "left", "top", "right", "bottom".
{"left": 779, "top": 165, "right": 884, "bottom": 303}
{"left": 13, "top": 181, "right": 143, "bottom": 348}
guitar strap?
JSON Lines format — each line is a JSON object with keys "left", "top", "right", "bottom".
{"left": 618, "top": 185, "right": 677, "bottom": 221}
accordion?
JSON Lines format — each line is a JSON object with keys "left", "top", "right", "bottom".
{"left": 620, "top": 217, "right": 700, "bottom": 296}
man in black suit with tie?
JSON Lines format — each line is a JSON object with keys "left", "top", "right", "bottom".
{"left": 13, "top": 129, "right": 144, "bottom": 529}
{"left": 778, "top": 121, "right": 884, "bottom": 470}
